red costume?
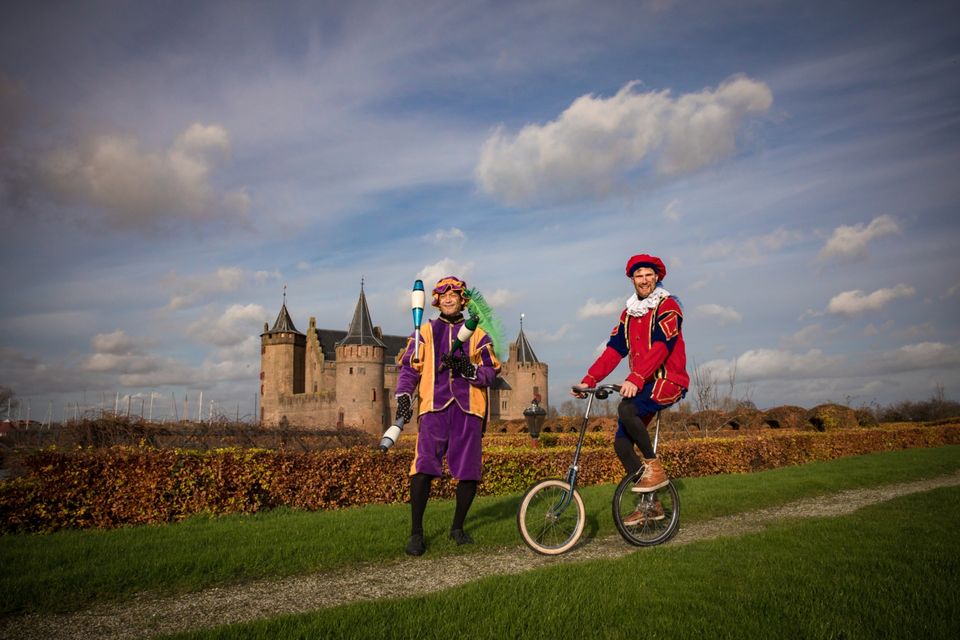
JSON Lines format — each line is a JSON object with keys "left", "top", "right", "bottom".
{"left": 580, "top": 296, "right": 689, "bottom": 403}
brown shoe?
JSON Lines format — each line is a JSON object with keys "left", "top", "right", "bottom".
{"left": 622, "top": 498, "right": 664, "bottom": 526}
{"left": 632, "top": 458, "right": 669, "bottom": 492}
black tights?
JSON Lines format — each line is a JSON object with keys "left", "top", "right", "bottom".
{"left": 409, "top": 473, "right": 477, "bottom": 535}
{"left": 616, "top": 398, "right": 656, "bottom": 473}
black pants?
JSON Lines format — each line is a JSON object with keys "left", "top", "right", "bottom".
{"left": 615, "top": 398, "right": 657, "bottom": 474}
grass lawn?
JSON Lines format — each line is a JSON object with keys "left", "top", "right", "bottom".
{"left": 164, "top": 485, "right": 960, "bottom": 639}
{"left": 1, "top": 445, "right": 959, "bottom": 617}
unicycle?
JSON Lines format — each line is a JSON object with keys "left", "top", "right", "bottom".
{"left": 517, "top": 384, "right": 680, "bottom": 554}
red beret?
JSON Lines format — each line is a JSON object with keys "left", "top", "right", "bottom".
{"left": 625, "top": 254, "right": 666, "bottom": 280}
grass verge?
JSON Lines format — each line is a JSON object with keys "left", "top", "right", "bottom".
{"left": 165, "top": 485, "right": 960, "bottom": 639}
{"left": 2, "top": 445, "right": 959, "bottom": 617}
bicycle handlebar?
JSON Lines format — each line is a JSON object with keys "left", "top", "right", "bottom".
{"left": 571, "top": 384, "right": 621, "bottom": 400}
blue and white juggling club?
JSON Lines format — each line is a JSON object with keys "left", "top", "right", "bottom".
{"left": 411, "top": 279, "right": 425, "bottom": 363}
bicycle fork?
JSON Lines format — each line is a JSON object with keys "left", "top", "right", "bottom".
{"left": 550, "top": 391, "right": 598, "bottom": 515}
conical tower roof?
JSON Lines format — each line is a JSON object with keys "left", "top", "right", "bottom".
{"left": 338, "top": 281, "right": 386, "bottom": 348}
{"left": 514, "top": 315, "right": 539, "bottom": 364}
{"left": 262, "top": 288, "right": 303, "bottom": 335}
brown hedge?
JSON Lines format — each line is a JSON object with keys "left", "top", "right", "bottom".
{"left": 1, "top": 424, "right": 958, "bottom": 533}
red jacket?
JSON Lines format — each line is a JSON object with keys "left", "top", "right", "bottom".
{"left": 581, "top": 296, "right": 689, "bottom": 394}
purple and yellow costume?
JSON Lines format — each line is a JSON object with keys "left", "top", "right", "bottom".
{"left": 396, "top": 311, "right": 500, "bottom": 481}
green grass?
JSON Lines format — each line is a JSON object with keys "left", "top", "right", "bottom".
{"left": 2, "top": 445, "right": 959, "bottom": 617}
{"left": 167, "top": 485, "right": 960, "bottom": 640}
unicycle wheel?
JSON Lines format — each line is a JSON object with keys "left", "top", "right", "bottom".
{"left": 517, "top": 478, "right": 586, "bottom": 555}
{"left": 613, "top": 470, "right": 680, "bottom": 547}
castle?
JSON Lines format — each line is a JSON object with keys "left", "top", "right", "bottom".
{"left": 259, "top": 285, "right": 548, "bottom": 436}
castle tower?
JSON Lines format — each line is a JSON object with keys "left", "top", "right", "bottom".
{"left": 334, "top": 282, "right": 387, "bottom": 434}
{"left": 500, "top": 314, "right": 549, "bottom": 419}
{"left": 260, "top": 292, "right": 306, "bottom": 424}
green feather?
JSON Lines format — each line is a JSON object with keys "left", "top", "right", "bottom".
{"left": 465, "top": 287, "right": 506, "bottom": 359}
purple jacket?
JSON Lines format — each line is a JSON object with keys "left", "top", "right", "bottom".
{"left": 396, "top": 315, "right": 500, "bottom": 418}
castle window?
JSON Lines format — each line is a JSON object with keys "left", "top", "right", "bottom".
{"left": 349, "top": 367, "right": 354, "bottom": 375}
{"left": 502, "top": 401, "right": 507, "bottom": 410}
{"left": 261, "top": 346, "right": 265, "bottom": 355}
{"left": 358, "top": 367, "right": 365, "bottom": 374}
{"left": 260, "top": 372, "right": 265, "bottom": 380}
{"left": 313, "top": 383, "right": 318, "bottom": 393}
{"left": 371, "top": 388, "right": 376, "bottom": 402}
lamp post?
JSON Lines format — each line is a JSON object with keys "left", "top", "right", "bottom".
{"left": 523, "top": 398, "right": 546, "bottom": 445}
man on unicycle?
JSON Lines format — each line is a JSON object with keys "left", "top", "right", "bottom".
{"left": 573, "top": 254, "right": 689, "bottom": 526}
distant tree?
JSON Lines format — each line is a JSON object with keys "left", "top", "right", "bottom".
{"left": 0, "top": 386, "right": 19, "bottom": 419}
{"left": 875, "top": 384, "right": 960, "bottom": 422}
{"left": 558, "top": 399, "right": 583, "bottom": 417}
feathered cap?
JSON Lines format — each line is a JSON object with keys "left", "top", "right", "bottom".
{"left": 431, "top": 276, "right": 470, "bottom": 308}
{"left": 625, "top": 254, "right": 666, "bottom": 281}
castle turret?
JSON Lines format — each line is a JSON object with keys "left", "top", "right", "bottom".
{"left": 334, "top": 282, "right": 387, "bottom": 434}
{"left": 500, "top": 314, "right": 549, "bottom": 419}
{"left": 260, "top": 295, "right": 306, "bottom": 424}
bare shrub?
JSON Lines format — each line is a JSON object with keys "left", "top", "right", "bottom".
{"left": 874, "top": 384, "right": 960, "bottom": 422}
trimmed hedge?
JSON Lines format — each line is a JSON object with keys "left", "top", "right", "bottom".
{"left": 1, "top": 424, "right": 958, "bottom": 533}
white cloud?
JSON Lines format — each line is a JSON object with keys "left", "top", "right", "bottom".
{"left": 40, "top": 123, "right": 249, "bottom": 230}
{"left": 782, "top": 323, "right": 845, "bottom": 349}
{"left": 186, "top": 304, "right": 269, "bottom": 348}
{"left": 827, "top": 284, "right": 914, "bottom": 316}
{"left": 701, "top": 348, "right": 843, "bottom": 382}
{"left": 82, "top": 353, "right": 160, "bottom": 374}
{"left": 476, "top": 75, "right": 772, "bottom": 205}
{"left": 393, "top": 259, "right": 474, "bottom": 311}
{"left": 165, "top": 266, "right": 254, "bottom": 310}
{"left": 423, "top": 227, "right": 467, "bottom": 244}
{"left": 254, "top": 270, "right": 282, "bottom": 284}
{"left": 784, "top": 324, "right": 823, "bottom": 348}
{"left": 874, "top": 342, "right": 960, "bottom": 372}
{"left": 90, "top": 329, "right": 141, "bottom": 355}
{"left": 416, "top": 258, "right": 473, "bottom": 289}
{"left": 81, "top": 330, "right": 176, "bottom": 380}
{"left": 592, "top": 340, "right": 608, "bottom": 358}
{"left": 694, "top": 303, "right": 742, "bottom": 325}
{"left": 703, "top": 226, "right": 805, "bottom": 261}
{"left": 0, "top": 346, "right": 104, "bottom": 396}
{"left": 819, "top": 214, "right": 900, "bottom": 261}
{"left": 577, "top": 297, "right": 623, "bottom": 319}
{"left": 114, "top": 362, "right": 200, "bottom": 388}
{"left": 944, "top": 282, "right": 960, "bottom": 299}
{"left": 481, "top": 288, "right": 517, "bottom": 307}
{"left": 528, "top": 323, "right": 573, "bottom": 343}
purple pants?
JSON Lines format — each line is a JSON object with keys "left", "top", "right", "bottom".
{"left": 410, "top": 402, "right": 483, "bottom": 481}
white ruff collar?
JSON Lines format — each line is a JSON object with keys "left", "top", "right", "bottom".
{"left": 625, "top": 286, "right": 670, "bottom": 318}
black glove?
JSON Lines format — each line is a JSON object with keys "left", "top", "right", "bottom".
{"left": 442, "top": 353, "right": 477, "bottom": 379}
{"left": 395, "top": 394, "right": 413, "bottom": 423}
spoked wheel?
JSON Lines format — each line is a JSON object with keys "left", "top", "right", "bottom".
{"left": 517, "top": 478, "right": 586, "bottom": 555}
{"left": 613, "top": 470, "right": 680, "bottom": 547}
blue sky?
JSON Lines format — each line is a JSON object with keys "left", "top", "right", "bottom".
{"left": 1, "top": 0, "right": 958, "bottom": 421}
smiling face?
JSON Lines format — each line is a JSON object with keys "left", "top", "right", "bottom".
{"left": 631, "top": 267, "right": 658, "bottom": 299}
{"left": 438, "top": 289, "right": 464, "bottom": 315}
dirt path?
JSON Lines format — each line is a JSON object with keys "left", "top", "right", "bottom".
{"left": 4, "top": 472, "right": 959, "bottom": 640}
